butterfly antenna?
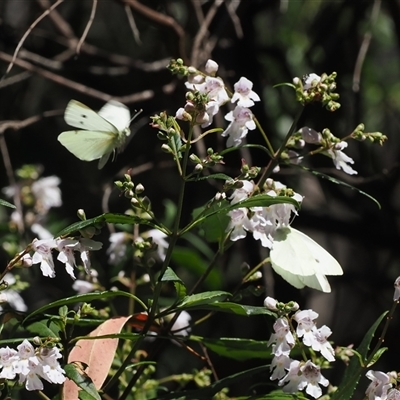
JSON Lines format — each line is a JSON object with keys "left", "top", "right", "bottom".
{"left": 130, "top": 109, "right": 143, "bottom": 124}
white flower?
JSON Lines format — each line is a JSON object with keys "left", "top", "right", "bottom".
{"left": 300, "top": 126, "right": 322, "bottom": 144}
{"left": 108, "top": 232, "right": 128, "bottom": 265}
{"left": 310, "top": 325, "right": 335, "bottom": 362}
{"left": 270, "top": 354, "right": 291, "bottom": 380}
{"left": 279, "top": 360, "right": 306, "bottom": 393}
{"left": 72, "top": 280, "right": 95, "bottom": 294}
{"left": 294, "top": 309, "right": 318, "bottom": 346}
{"left": 222, "top": 106, "right": 256, "bottom": 147}
{"left": 231, "top": 77, "right": 260, "bottom": 108}
{"left": 248, "top": 209, "right": 274, "bottom": 248}
{"left": 366, "top": 370, "right": 392, "bottom": 400}
{"left": 267, "top": 317, "right": 295, "bottom": 356}
{"left": 300, "top": 360, "right": 329, "bottom": 398}
{"left": 205, "top": 59, "right": 219, "bottom": 75}
{"left": 39, "top": 347, "right": 66, "bottom": 385}
{"left": 228, "top": 180, "right": 255, "bottom": 204}
{"left": 393, "top": 276, "right": 400, "bottom": 301}
{"left": 14, "top": 340, "right": 36, "bottom": 376}
{"left": 303, "top": 73, "right": 321, "bottom": 90}
{"left": 31, "top": 223, "right": 53, "bottom": 240}
{"left": 32, "top": 238, "right": 57, "bottom": 278}
{"left": 18, "top": 357, "right": 44, "bottom": 391}
{"left": 78, "top": 238, "right": 102, "bottom": 274}
{"left": 57, "top": 238, "right": 79, "bottom": 279}
{"left": 226, "top": 208, "right": 252, "bottom": 242}
{"left": 142, "top": 229, "right": 169, "bottom": 261}
{"left": 0, "top": 273, "right": 28, "bottom": 312}
{"left": 31, "top": 176, "right": 62, "bottom": 212}
{"left": 171, "top": 310, "right": 191, "bottom": 337}
{"left": 327, "top": 141, "right": 357, "bottom": 175}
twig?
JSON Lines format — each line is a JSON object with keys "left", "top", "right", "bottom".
{"left": 76, "top": 0, "right": 98, "bottom": 55}
{"left": 225, "top": 0, "right": 243, "bottom": 39}
{"left": 0, "top": 71, "right": 32, "bottom": 88}
{"left": 120, "top": 0, "right": 188, "bottom": 63}
{"left": 124, "top": 4, "right": 142, "bottom": 45}
{"left": 353, "top": 0, "right": 382, "bottom": 92}
{"left": 2, "top": 0, "right": 64, "bottom": 80}
{"left": 191, "top": 0, "right": 224, "bottom": 66}
{"left": 0, "top": 51, "right": 154, "bottom": 104}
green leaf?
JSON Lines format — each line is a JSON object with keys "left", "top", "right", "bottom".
{"left": 177, "top": 291, "right": 230, "bottom": 308}
{"left": 191, "top": 336, "right": 270, "bottom": 361}
{"left": 332, "top": 311, "right": 388, "bottom": 400}
{"left": 188, "top": 173, "right": 233, "bottom": 182}
{"left": 366, "top": 347, "right": 388, "bottom": 367}
{"left": 294, "top": 164, "right": 381, "bottom": 209}
{"left": 22, "top": 291, "right": 140, "bottom": 324}
{"left": 183, "top": 301, "right": 276, "bottom": 316}
{"left": 0, "top": 198, "right": 16, "bottom": 208}
{"left": 56, "top": 213, "right": 157, "bottom": 237}
{"left": 64, "top": 363, "right": 101, "bottom": 400}
{"left": 160, "top": 267, "right": 187, "bottom": 298}
{"left": 26, "top": 320, "right": 61, "bottom": 337}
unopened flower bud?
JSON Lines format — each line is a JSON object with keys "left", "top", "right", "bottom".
{"left": 195, "top": 164, "right": 203, "bottom": 172}
{"left": 300, "top": 126, "right": 322, "bottom": 144}
{"left": 205, "top": 59, "right": 219, "bottom": 76}
{"left": 264, "top": 296, "right": 278, "bottom": 311}
{"left": 135, "top": 183, "right": 145, "bottom": 194}
{"left": 77, "top": 209, "right": 86, "bottom": 220}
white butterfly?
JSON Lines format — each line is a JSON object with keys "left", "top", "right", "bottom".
{"left": 58, "top": 99, "right": 131, "bottom": 169}
{"left": 270, "top": 226, "right": 343, "bottom": 292}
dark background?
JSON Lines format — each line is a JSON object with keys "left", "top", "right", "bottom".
{"left": 1, "top": 0, "right": 400, "bottom": 397}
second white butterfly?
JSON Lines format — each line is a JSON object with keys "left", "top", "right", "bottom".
{"left": 58, "top": 99, "right": 131, "bottom": 169}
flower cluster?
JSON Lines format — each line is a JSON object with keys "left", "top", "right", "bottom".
{"left": 0, "top": 340, "right": 66, "bottom": 391}
{"left": 265, "top": 297, "right": 335, "bottom": 398}
{"left": 226, "top": 178, "right": 302, "bottom": 248}
{"left": 365, "top": 370, "right": 400, "bottom": 400}
{"left": 31, "top": 236, "right": 102, "bottom": 279}
{"left": 176, "top": 59, "right": 259, "bottom": 147}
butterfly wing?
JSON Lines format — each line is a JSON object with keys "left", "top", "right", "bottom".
{"left": 64, "top": 100, "right": 119, "bottom": 133}
{"left": 270, "top": 226, "right": 343, "bottom": 293}
{"left": 98, "top": 100, "right": 131, "bottom": 135}
{"left": 58, "top": 130, "right": 118, "bottom": 162}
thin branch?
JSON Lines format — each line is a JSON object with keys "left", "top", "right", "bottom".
{"left": 0, "top": 51, "right": 154, "bottom": 104}
{"left": 124, "top": 4, "right": 142, "bottom": 45}
{"left": 2, "top": 0, "right": 64, "bottom": 80}
{"left": 225, "top": 0, "right": 243, "bottom": 39}
{"left": 191, "top": 0, "right": 224, "bottom": 66}
{"left": 76, "top": 0, "right": 98, "bottom": 55}
{"left": 120, "top": 0, "right": 188, "bottom": 63}
{"left": 353, "top": 0, "right": 382, "bottom": 92}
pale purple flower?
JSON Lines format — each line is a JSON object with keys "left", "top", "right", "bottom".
{"left": 270, "top": 354, "right": 291, "bottom": 380}
{"left": 279, "top": 360, "right": 306, "bottom": 393}
{"left": 222, "top": 106, "right": 256, "bottom": 147}
{"left": 226, "top": 208, "right": 252, "bottom": 242}
{"left": 300, "top": 126, "right": 322, "bottom": 144}
{"left": 388, "top": 389, "right": 400, "bottom": 399}
{"left": 231, "top": 77, "right": 260, "bottom": 107}
{"left": 267, "top": 317, "right": 295, "bottom": 356}
{"left": 294, "top": 309, "right": 319, "bottom": 346}
{"left": 57, "top": 238, "right": 79, "bottom": 279}
{"left": 310, "top": 325, "right": 335, "bottom": 362}
{"left": 78, "top": 238, "right": 102, "bottom": 274}
{"left": 365, "top": 370, "right": 392, "bottom": 400}
{"left": 228, "top": 180, "right": 255, "bottom": 204}
{"left": 0, "top": 346, "right": 18, "bottom": 379}
{"left": 108, "top": 232, "right": 128, "bottom": 266}
{"left": 32, "top": 238, "right": 57, "bottom": 278}
{"left": 142, "top": 229, "right": 169, "bottom": 261}
{"left": 300, "top": 360, "right": 329, "bottom": 398}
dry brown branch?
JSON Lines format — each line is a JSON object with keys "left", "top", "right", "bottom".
{"left": 124, "top": 4, "right": 142, "bottom": 45}
{"left": 0, "top": 51, "right": 154, "bottom": 104}
{"left": 120, "top": 0, "right": 188, "bottom": 62}
{"left": 2, "top": 0, "right": 64, "bottom": 80}
{"left": 190, "top": 0, "right": 205, "bottom": 25}
{"left": 76, "top": 0, "right": 98, "bottom": 55}
{"left": 225, "top": 0, "right": 243, "bottom": 39}
{"left": 0, "top": 71, "right": 32, "bottom": 88}
{"left": 191, "top": 0, "right": 224, "bottom": 67}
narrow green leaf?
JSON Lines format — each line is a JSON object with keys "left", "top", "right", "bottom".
{"left": 0, "top": 198, "right": 16, "bottom": 208}
{"left": 22, "top": 291, "right": 140, "bottom": 323}
{"left": 183, "top": 302, "right": 276, "bottom": 316}
{"left": 177, "top": 291, "right": 230, "bottom": 308}
{"left": 366, "top": 347, "right": 388, "bottom": 367}
{"left": 190, "top": 336, "right": 270, "bottom": 361}
{"left": 26, "top": 320, "right": 61, "bottom": 337}
{"left": 64, "top": 364, "right": 101, "bottom": 400}
{"left": 189, "top": 173, "right": 233, "bottom": 182}
{"left": 294, "top": 164, "right": 381, "bottom": 209}
{"left": 56, "top": 213, "right": 157, "bottom": 237}
{"left": 332, "top": 311, "right": 388, "bottom": 400}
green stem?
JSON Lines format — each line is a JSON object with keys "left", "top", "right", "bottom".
{"left": 255, "top": 106, "right": 304, "bottom": 190}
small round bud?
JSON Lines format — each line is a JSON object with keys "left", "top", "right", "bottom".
{"left": 205, "top": 59, "right": 219, "bottom": 76}
{"left": 77, "top": 209, "right": 86, "bottom": 221}
{"left": 195, "top": 164, "right": 203, "bottom": 172}
{"left": 135, "top": 183, "right": 145, "bottom": 194}
{"left": 264, "top": 296, "right": 278, "bottom": 311}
